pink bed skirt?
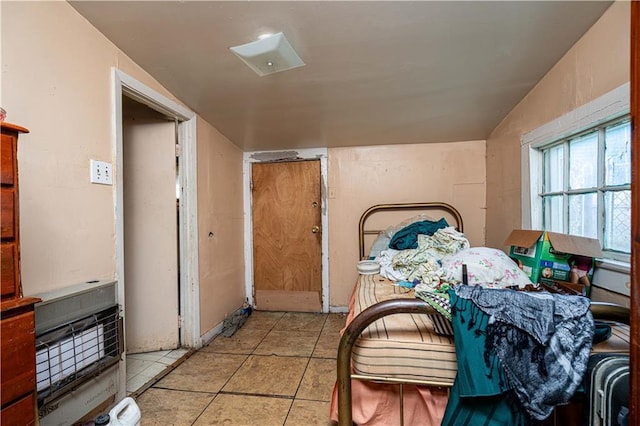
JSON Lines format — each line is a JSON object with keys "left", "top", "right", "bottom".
{"left": 329, "top": 379, "right": 449, "bottom": 425}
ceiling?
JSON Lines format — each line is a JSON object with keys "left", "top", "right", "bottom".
{"left": 69, "top": 1, "right": 613, "bottom": 152}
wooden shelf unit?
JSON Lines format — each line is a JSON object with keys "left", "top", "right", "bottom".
{"left": 1, "top": 122, "right": 40, "bottom": 425}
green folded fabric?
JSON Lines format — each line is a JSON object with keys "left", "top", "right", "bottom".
{"left": 415, "top": 290, "right": 452, "bottom": 320}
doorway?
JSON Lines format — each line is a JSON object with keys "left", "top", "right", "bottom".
{"left": 251, "top": 160, "right": 323, "bottom": 312}
{"left": 113, "top": 69, "right": 198, "bottom": 400}
{"left": 122, "top": 96, "right": 180, "bottom": 353}
{"left": 121, "top": 96, "right": 192, "bottom": 395}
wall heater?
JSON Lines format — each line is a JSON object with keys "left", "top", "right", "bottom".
{"left": 34, "top": 281, "right": 122, "bottom": 426}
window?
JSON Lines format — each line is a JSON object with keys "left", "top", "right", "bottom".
{"left": 522, "top": 83, "right": 630, "bottom": 294}
{"left": 538, "top": 118, "right": 631, "bottom": 261}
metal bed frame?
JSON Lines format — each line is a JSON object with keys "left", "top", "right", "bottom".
{"left": 337, "top": 202, "right": 631, "bottom": 425}
{"left": 358, "top": 202, "right": 464, "bottom": 260}
{"left": 337, "top": 299, "right": 630, "bottom": 425}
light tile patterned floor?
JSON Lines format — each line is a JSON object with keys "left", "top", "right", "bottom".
{"left": 133, "top": 311, "right": 344, "bottom": 425}
{"left": 126, "top": 348, "right": 190, "bottom": 394}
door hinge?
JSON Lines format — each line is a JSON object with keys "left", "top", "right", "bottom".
{"left": 178, "top": 315, "right": 183, "bottom": 329}
{"left": 175, "top": 144, "right": 182, "bottom": 157}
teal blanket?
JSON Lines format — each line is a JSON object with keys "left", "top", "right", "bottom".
{"left": 443, "top": 286, "right": 593, "bottom": 424}
{"left": 442, "top": 291, "right": 528, "bottom": 425}
{"left": 388, "top": 218, "right": 449, "bottom": 250}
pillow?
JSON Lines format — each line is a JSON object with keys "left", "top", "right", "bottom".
{"left": 440, "top": 247, "right": 533, "bottom": 289}
{"left": 369, "top": 234, "right": 392, "bottom": 259}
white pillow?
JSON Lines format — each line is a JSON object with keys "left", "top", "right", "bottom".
{"left": 441, "top": 247, "right": 533, "bottom": 289}
{"left": 369, "top": 234, "right": 392, "bottom": 259}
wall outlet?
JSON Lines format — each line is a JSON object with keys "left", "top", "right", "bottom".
{"left": 90, "top": 160, "right": 113, "bottom": 185}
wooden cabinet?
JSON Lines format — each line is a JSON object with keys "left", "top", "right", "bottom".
{"left": 0, "top": 122, "right": 40, "bottom": 425}
{"left": 1, "top": 298, "right": 39, "bottom": 425}
{"left": 1, "top": 122, "right": 27, "bottom": 301}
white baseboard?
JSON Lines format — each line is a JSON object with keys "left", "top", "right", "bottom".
{"left": 199, "top": 322, "right": 224, "bottom": 347}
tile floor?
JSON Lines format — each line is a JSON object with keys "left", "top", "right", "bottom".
{"left": 126, "top": 348, "right": 190, "bottom": 395}
{"left": 133, "top": 311, "right": 345, "bottom": 425}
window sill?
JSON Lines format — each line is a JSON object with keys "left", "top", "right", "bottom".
{"left": 595, "top": 258, "right": 630, "bottom": 274}
{"left": 592, "top": 258, "right": 631, "bottom": 297}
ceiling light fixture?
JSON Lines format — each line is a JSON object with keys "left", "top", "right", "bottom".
{"left": 229, "top": 32, "right": 305, "bottom": 77}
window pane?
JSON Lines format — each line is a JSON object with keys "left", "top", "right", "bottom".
{"left": 604, "top": 121, "right": 631, "bottom": 186}
{"left": 544, "top": 145, "right": 563, "bottom": 192}
{"left": 543, "top": 196, "right": 563, "bottom": 233}
{"left": 604, "top": 190, "right": 631, "bottom": 253}
{"left": 568, "top": 193, "right": 597, "bottom": 238}
{"left": 569, "top": 132, "right": 597, "bottom": 190}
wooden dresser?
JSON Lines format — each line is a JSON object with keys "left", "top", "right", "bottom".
{"left": 1, "top": 122, "right": 40, "bottom": 425}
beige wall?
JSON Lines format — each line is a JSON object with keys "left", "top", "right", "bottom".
{"left": 328, "top": 141, "right": 486, "bottom": 306}
{"left": 1, "top": 2, "right": 244, "bottom": 338}
{"left": 196, "top": 116, "right": 246, "bottom": 332}
{"left": 3, "top": 1, "right": 123, "bottom": 292}
{"left": 485, "top": 2, "right": 630, "bottom": 249}
{"left": 4, "top": 1, "right": 628, "bottom": 322}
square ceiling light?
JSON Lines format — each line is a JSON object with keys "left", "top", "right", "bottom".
{"left": 229, "top": 32, "right": 305, "bottom": 76}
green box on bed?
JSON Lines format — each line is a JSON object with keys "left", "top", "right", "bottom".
{"left": 504, "top": 230, "right": 602, "bottom": 291}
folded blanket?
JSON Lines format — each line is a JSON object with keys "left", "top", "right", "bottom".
{"left": 443, "top": 291, "right": 528, "bottom": 425}
{"left": 390, "top": 227, "right": 469, "bottom": 285}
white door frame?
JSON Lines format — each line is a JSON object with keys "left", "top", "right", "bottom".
{"left": 112, "top": 70, "right": 200, "bottom": 371}
{"left": 243, "top": 149, "right": 329, "bottom": 312}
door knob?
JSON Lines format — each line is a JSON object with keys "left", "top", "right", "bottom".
{"left": 312, "top": 226, "right": 320, "bottom": 234}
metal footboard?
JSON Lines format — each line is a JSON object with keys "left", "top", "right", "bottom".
{"left": 337, "top": 298, "right": 441, "bottom": 426}
{"left": 589, "top": 301, "right": 631, "bottom": 325}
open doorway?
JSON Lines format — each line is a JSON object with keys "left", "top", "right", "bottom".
{"left": 113, "top": 69, "right": 199, "bottom": 399}
{"left": 122, "top": 96, "right": 180, "bottom": 352}
{"left": 121, "top": 96, "right": 186, "bottom": 394}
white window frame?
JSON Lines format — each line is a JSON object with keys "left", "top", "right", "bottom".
{"left": 521, "top": 83, "right": 630, "bottom": 294}
{"left": 538, "top": 117, "right": 631, "bottom": 260}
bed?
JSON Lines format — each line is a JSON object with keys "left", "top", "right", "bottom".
{"left": 331, "top": 202, "right": 631, "bottom": 426}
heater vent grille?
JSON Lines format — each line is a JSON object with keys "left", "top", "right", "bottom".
{"left": 33, "top": 281, "right": 122, "bottom": 419}
{"left": 36, "top": 304, "right": 122, "bottom": 411}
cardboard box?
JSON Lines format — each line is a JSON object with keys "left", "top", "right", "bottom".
{"left": 541, "top": 280, "right": 588, "bottom": 296}
{"left": 504, "top": 230, "right": 603, "bottom": 289}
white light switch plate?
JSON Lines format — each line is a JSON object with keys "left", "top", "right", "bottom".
{"left": 90, "top": 160, "right": 113, "bottom": 185}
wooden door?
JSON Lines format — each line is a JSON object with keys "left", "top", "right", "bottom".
{"left": 252, "top": 160, "right": 322, "bottom": 312}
